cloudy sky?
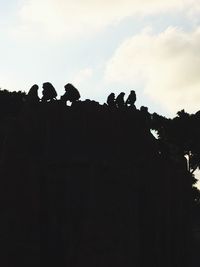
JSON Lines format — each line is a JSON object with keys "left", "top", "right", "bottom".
{"left": 0, "top": 0, "right": 200, "bottom": 117}
{"left": 1, "top": 1, "right": 200, "bottom": 187}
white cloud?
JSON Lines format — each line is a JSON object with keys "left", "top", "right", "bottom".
{"left": 68, "top": 67, "right": 95, "bottom": 99}
{"left": 13, "top": 0, "right": 198, "bottom": 40}
{"left": 105, "top": 27, "right": 200, "bottom": 113}
{"left": 71, "top": 68, "right": 93, "bottom": 87}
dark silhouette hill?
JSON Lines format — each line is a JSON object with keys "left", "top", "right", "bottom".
{"left": 0, "top": 88, "right": 198, "bottom": 267}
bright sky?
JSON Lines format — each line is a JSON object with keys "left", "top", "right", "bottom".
{"left": 1, "top": 0, "right": 200, "bottom": 188}
{"left": 1, "top": 0, "right": 200, "bottom": 117}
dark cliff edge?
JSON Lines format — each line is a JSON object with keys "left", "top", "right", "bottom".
{"left": 0, "top": 100, "right": 192, "bottom": 267}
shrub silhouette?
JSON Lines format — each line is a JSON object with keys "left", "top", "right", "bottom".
{"left": 0, "top": 87, "right": 198, "bottom": 267}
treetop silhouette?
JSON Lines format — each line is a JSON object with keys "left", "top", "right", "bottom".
{"left": 0, "top": 84, "right": 199, "bottom": 267}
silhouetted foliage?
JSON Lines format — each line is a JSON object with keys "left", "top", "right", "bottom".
{"left": 151, "top": 110, "right": 200, "bottom": 176}
{"left": 0, "top": 87, "right": 198, "bottom": 267}
{"left": 0, "top": 89, "right": 26, "bottom": 118}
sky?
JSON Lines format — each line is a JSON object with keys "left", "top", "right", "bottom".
{"left": 1, "top": 0, "right": 200, "bottom": 188}
{"left": 1, "top": 0, "right": 200, "bottom": 117}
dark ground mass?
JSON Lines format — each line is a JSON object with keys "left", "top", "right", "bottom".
{"left": 0, "top": 86, "right": 199, "bottom": 267}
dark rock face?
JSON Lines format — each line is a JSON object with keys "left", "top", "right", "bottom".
{"left": 0, "top": 102, "right": 190, "bottom": 267}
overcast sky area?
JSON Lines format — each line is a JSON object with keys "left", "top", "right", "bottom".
{"left": 0, "top": 0, "right": 200, "bottom": 117}
{"left": 1, "top": 1, "right": 200, "bottom": 187}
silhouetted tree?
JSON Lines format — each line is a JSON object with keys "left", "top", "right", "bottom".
{"left": 0, "top": 89, "right": 26, "bottom": 118}
{"left": 0, "top": 87, "right": 195, "bottom": 267}
{"left": 151, "top": 109, "right": 200, "bottom": 231}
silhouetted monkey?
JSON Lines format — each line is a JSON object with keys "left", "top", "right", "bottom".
{"left": 27, "top": 84, "right": 40, "bottom": 104}
{"left": 116, "top": 92, "right": 125, "bottom": 108}
{"left": 60, "top": 83, "right": 80, "bottom": 105}
{"left": 42, "top": 82, "right": 57, "bottom": 102}
{"left": 140, "top": 106, "right": 151, "bottom": 130}
{"left": 106, "top": 93, "right": 116, "bottom": 108}
{"left": 126, "top": 90, "right": 136, "bottom": 108}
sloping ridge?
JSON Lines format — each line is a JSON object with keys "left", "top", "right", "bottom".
{"left": 0, "top": 102, "right": 190, "bottom": 267}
